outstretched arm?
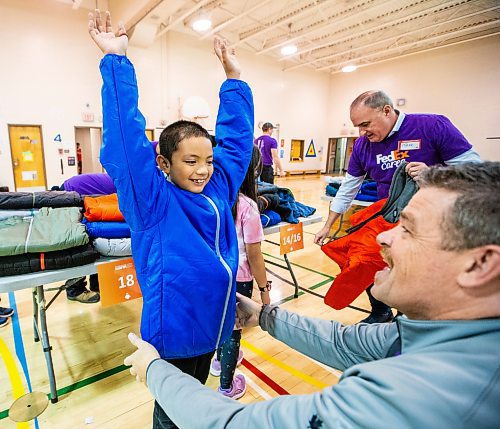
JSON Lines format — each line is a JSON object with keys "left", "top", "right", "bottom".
{"left": 88, "top": 9, "right": 127, "bottom": 56}
{"left": 211, "top": 38, "right": 254, "bottom": 205}
{"left": 214, "top": 36, "right": 240, "bottom": 80}
{"left": 89, "top": 10, "right": 166, "bottom": 230}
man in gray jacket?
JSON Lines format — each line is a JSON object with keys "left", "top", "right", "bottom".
{"left": 125, "top": 162, "right": 500, "bottom": 428}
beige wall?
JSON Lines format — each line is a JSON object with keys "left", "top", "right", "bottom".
{"left": 327, "top": 35, "right": 500, "bottom": 163}
{"left": 0, "top": 0, "right": 498, "bottom": 190}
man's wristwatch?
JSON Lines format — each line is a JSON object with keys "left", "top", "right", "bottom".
{"left": 259, "top": 280, "right": 272, "bottom": 292}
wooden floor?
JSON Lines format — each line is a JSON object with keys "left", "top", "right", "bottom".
{"left": 0, "top": 175, "right": 372, "bottom": 428}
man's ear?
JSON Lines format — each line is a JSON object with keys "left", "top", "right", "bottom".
{"left": 383, "top": 105, "right": 392, "bottom": 116}
{"left": 156, "top": 154, "right": 170, "bottom": 174}
{"left": 457, "top": 245, "right": 500, "bottom": 288}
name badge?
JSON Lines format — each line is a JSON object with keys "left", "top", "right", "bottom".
{"left": 399, "top": 139, "right": 421, "bottom": 151}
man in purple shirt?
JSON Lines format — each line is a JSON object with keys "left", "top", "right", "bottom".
{"left": 255, "top": 122, "right": 285, "bottom": 184}
{"left": 315, "top": 90, "right": 481, "bottom": 323}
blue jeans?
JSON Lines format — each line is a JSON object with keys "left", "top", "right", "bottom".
{"left": 152, "top": 350, "right": 214, "bottom": 429}
{"left": 216, "top": 280, "right": 253, "bottom": 390}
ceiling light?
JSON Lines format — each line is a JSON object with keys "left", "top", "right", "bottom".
{"left": 341, "top": 65, "right": 357, "bottom": 73}
{"left": 192, "top": 18, "right": 212, "bottom": 32}
{"left": 281, "top": 44, "right": 298, "bottom": 56}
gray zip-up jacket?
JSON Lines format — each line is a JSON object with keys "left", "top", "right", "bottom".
{"left": 147, "top": 305, "right": 500, "bottom": 428}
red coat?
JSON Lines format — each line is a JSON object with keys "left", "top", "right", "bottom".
{"left": 321, "top": 199, "right": 396, "bottom": 309}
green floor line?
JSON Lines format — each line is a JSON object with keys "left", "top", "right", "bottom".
{"left": 0, "top": 364, "right": 130, "bottom": 420}
{"left": 262, "top": 252, "right": 334, "bottom": 279}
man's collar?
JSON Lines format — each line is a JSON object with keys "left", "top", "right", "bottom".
{"left": 387, "top": 110, "right": 405, "bottom": 138}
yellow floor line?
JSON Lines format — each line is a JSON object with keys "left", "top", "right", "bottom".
{"left": 241, "top": 339, "right": 328, "bottom": 389}
{"left": 0, "top": 336, "right": 30, "bottom": 428}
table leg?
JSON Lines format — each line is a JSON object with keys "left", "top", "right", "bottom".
{"left": 32, "top": 288, "right": 40, "bottom": 342}
{"left": 283, "top": 254, "right": 299, "bottom": 298}
{"left": 36, "top": 285, "right": 58, "bottom": 403}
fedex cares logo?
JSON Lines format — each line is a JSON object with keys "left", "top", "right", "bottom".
{"left": 376, "top": 149, "right": 410, "bottom": 170}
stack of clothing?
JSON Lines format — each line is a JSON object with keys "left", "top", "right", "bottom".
{"left": 325, "top": 179, "right": 380, "bottom": 202}
{"left": 256, "top": 182, "right": 316, "bottom": 228}
{"left": 0, "top": 191, "right": 99, "bottom": 277}
{"left": 83, "top": 194, "right": 132, "bottom": 257}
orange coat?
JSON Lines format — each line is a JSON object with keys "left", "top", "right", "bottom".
{"left": 84, "top": 194, "right": 124, "bottom": 222}
{"left": 321, "top": 199, "right": 396, "bottom": 310}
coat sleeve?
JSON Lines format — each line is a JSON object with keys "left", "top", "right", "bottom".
{"left": 146, "top": 354, "right": 409, "bottom": 429}
{"left": 99, "top": 54, "right": 167, "bottom": 231}
{"left": 211, "top": 79, "right": 254, "bottom": 206}
{"left": 260, "top": 305, "right": 398, "bottom": 370}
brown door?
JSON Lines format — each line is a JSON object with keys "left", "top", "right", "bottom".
{"left": 145, "top": 129, "right": 154, "bottom": 141}
{"left": 8, "top": 125, "right": 47, "bottom": 191}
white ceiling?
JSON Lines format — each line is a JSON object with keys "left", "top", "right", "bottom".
{"left": 71, "top": 0, "right": 500, "bottom": 74}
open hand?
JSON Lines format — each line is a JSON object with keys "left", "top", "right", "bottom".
{"left": 214, "top": 37, "right": 241, "bottom": 80}
{"left": 123, "top": 333, "right": 160, "bottom": 384}
{"left": 88, "top": 9, "right": 128, "bottom": 56}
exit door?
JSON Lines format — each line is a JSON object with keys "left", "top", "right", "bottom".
{"left": 8, "top": 125, "right": 47, "bottom": 191}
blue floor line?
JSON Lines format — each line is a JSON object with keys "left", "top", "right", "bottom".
{"left": 9, "top": 292, "right": 40, "bottom": 429}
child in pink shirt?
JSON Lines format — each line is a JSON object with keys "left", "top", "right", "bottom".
{"left": 210, "top": 146, "right": 271, "bottom": 399}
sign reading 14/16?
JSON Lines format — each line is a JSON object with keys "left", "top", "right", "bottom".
{"left": 279, "top": 222, "right": 304, "bottom": 255}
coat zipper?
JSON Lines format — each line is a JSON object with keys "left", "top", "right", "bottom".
{"left": 201, "top": 194, "right": 233, "bottom": 349}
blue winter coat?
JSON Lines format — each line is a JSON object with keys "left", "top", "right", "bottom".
{"left": 99, "top": 54, "right": 254, "bottom": 358}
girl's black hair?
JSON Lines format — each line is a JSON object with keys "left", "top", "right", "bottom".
{"left": 232, "top": 145, "right": 262, "bottom": 220}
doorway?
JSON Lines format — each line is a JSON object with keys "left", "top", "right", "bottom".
{"left": 74, "top": 127, "right": 103, "bottom": 174}
{"left": 8, "top": 125, "right": 47, "bottom": 191}
{"left": 326, "top": 137, "right": 356, "bottom": 174}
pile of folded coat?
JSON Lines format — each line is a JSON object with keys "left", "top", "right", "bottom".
{"left": 257, "top": 182, "right": 316, "bottom": 228}
{"left": 0, "top": 191, "right": 99, "bottom": 276}
{"left": 325, "top": 179, "right": 380, "bottom": 202}
{"left": 83, "top": 194, "right": 132, "bottom": 257}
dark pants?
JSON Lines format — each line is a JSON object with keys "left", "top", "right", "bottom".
{"left": 260, "top": 165, "right": 275, "bottom": 184}
{"left": 216, "top": 280, "right": 253, "bottom": 389}
{"left": 65, "top": 274, "right": 100, "bottom": 297}
{"left": 366, "top": 285, "right": 391, "bottom": 315}
{"left": 152, "top": 350, "right": 215, "bottom": 429}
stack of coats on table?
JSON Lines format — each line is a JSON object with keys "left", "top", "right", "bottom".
{"left": 256, "top": 182, "right": 316, "bottom": 228}
{"left": 82, "top": 194, "right": 132, "bottom": 257}
{"left": 0, "top": 191, "right": 99, "bottom": 276}
{"left": 325, "top": 178, "right": 380, "bottom": 202}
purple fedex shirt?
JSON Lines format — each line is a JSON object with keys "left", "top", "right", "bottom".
{"left": 348, "top": 114, "right": 472, "bottom": 198}
{"left": 255, "top": 134, "right": 278, "bottom": 166}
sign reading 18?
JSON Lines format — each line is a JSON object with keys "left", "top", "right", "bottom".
{"left": 118, "top": 274, "right": 136, "bottom": 288}
{"left": 282, "top": 232, "right": 302, "bottom": 246}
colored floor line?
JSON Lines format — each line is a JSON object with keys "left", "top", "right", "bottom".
{"left": 0, "top": 365, "right": 129, "bottom": 421}
{"left": 0, "top": 274, "right": 338, "bottom": 421}
{"left": 262, "top": 252, "right": 334, "bottom": 279}
{"left": 241, "top": 340, "right": 328, "bottom": 390}
{"left": 240, "top": 358, "right": 289, "bottom": 396}
{"left": 0, "top": 336, "right": 30, "bottom": 428}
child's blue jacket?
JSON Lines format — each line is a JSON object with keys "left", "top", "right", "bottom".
{"left": 99, "top": 54, "right": 254, "bottom": 358}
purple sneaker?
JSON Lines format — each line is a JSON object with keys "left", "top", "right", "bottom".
{"left": 210, "top": 358, "right": 221, "bottom": 376}
{"left": 218, "top": 374, "right": 246, "bottom": 400}
{"left": 210, "top": 350, "right": 244, "bottom": 377}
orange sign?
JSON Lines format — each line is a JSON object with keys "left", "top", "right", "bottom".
{"left": 280, "top": 222, "right": 304, "bottom": 255}
{"left": 97, "top": 258, "right": 143, "bottom": 308}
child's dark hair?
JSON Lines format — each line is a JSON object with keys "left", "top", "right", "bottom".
{"left": 232, "top": 145, "right": 262, "bottom": 219}
{"left": 159, "top": 120, "right": 211, "bottom": 162}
